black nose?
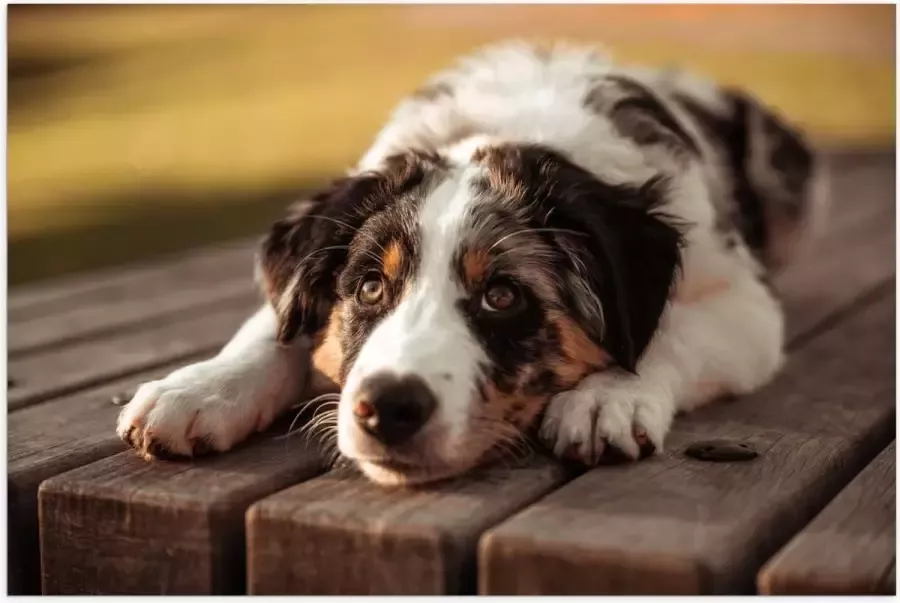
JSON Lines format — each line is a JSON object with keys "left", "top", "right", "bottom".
{"left": 353, "top": 372, "right": 437, "bottom": 446}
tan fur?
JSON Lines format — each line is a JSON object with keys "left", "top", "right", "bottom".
{"left": 462, "top": 248, "right": 491, "bottom": 287}
{"left": 303, "top": 303, "right": 344, "bottom": 398}
{"left": 382, "top": 239, "right": 404, "bottom": 281}
{"left": 549, "top": 312, "right": 611, "bottom": 387}
{"left": 473, "top": 145, "right": 528, "bottom": 202}
{"left": 481, "top": 381, "right": 544, "bottom": 431}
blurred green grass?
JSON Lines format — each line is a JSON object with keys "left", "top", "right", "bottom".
{"left": 8, "top": 5, "right": 895, "bottom": 286}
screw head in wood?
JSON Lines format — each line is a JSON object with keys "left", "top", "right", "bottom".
{"left": 684, "top": 439, "right": 758, "bottom": 462}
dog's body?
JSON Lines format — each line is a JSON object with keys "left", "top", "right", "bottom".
{"left": 118, "top": 42, "right": 825, "bottom": 485}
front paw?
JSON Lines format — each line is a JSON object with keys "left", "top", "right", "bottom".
{"left": 116, "top": 362, "right": 259, "bottom": 461}
{"left": 539, "top": 372, "right": 675, "bottom": 465}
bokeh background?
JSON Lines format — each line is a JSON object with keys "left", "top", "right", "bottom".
{"left": 8, "top": 4, "right": 895, "bottom": 286}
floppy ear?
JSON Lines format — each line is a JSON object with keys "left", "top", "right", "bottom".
{"left": 548, "top": 174, "right": 683, "bottom": 373}
{"left": 257, "top": 176, "right": 379, "bottom": 344}
{"left": 259, "top": 165, "right": 428, "bottom": 344}
{"left": 258, "top": 154, "right": 432, "bottom": 344}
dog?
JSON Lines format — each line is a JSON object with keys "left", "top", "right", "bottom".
{"left": 117, "top": 41, "right": 826, "bottom": 486}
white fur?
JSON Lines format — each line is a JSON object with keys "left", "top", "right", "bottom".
{"left": 338, "top": 166, "right": 491, "bottom": 477}
{"left": 116, "top": 305, "right": 308, "bottom": 455}
{"left": 540, "top": 240, "right": 784, "bottom": 460}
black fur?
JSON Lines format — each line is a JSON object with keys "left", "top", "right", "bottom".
{"left": 673, "top": 90, "right": 814, "bottom": 267}
{"left": 258, "top": 155, "right": 431, "bottom": 343}
{"left": 477, "top": 144, "right": 685, "bottom": 372}
{"left": 587, "top": 75, "right": 700, "bottom": 156}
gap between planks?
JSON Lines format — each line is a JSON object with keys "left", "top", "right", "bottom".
{"left": 9, "top": 241, "right": 258, "bottom": 356}
{"left": 758, "top": 440, "right": 896, "bottom": 595}
{"left": 8, "top": 294, "right": 260, "bottom": 411}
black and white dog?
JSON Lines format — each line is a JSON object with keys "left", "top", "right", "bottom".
{"left": 117, "top": 42, "right": 826, "bottom": 486}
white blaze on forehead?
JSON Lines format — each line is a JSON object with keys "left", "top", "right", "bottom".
{"left": 339, "top": 166, "right": 491, "bottom": 455}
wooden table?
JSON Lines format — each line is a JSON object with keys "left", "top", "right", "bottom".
{"left": 9, "top": 150, "right": 896, "bottom": 595}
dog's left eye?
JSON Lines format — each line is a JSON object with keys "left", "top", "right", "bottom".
{"left": 357, "top": 273, "right": 385, "bottom": 305}
{"left": 481, "top": 280, "right": 522, "bottom": 313}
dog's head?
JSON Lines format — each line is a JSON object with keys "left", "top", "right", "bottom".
{"left": 258, "top": 143, "right": 682, "bottom": 485}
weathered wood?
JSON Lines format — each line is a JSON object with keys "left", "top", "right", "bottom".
{"left": 246, "top": 457, "right": 571, "bottom": 594}
{"left": 774, "top": 151, "right": 895, "bottom": 342}
{"left": 758, "top": 441, "right": 896, "bottom": 595}
{"left": 9, "top": 238, "right": 255, "bottom": 321}
{"left": 479, "top": 292, "right": 895, "bottom": 594}
{"left": 10, "top": 279, "right": 253, "bottom": 357}
{"left": 9, "top": 362, "right": 208, "bottom": 595}
{"left": 8, "top": 295, "right": 258, "bottom": 410}
{"left": 39, "top": 435, "right": 323, "bottom": 595}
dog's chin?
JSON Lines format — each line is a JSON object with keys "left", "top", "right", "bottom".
{"left": 354, "top": 457, "right": 476, "bottom": 487}
{"left": 355, "top": 459, "right": 466, "bottom": 487}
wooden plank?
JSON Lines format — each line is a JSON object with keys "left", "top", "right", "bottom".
{"left": 9, "top": 362, "right": 209, "bottom": 595}
{"left": 8, "top": 237, "right": 255, "bottom": 321}
{"left": 246, "top": 458, "right": 571, "bottom": 594}
{"left": 8, "top": 294, "right": 258, "bottom": 410}
{"left": 10, "top": 279, "right": 252, "bottom": 357}
{"left": 777, "top": 151, "right": 896, "bottom": 341}
{"left": 479, "top": 291, "right": 895, "bottom": 594}
{"left": 38, "top": 434, "right": 323, "bottom": 595}
{"left": 758, "top": 441, "right": 896, "bottom": 595}
{"left": 9, "top": 240, "right": 257, "bottom": 356}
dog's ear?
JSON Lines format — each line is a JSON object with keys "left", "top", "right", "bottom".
{"left": 548, "top": 172, "right": 683, "bottom": 373}
{"left": 258, "top": 155, "right": 431, "bottom": 344}
{"left": 257, "top": 177, "right": 378, "bottom": 344}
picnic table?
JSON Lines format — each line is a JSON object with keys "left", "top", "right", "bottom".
{"left": 9, "top": 150, "right": 896, "bottom": 595}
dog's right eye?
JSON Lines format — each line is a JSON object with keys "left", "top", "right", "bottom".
{"left": 357, "top": 273, "right": 385, "bottom": 305}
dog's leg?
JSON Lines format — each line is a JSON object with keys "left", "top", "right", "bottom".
{"left": 540, "top": 273, "right": 784, "bottom": 463}
{"left": 117, "top": 304, "right": 310, "bottom": 459}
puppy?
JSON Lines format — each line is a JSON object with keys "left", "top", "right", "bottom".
{"left": 117, "top": 42, "right": 826, "bottom": 486}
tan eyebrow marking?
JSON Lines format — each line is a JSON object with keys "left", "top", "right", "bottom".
{"left": 462, "top": 247, "right": 492, "bottom": 288}
{"left": 382, "top": 239, "right": 404, "bottom": 281}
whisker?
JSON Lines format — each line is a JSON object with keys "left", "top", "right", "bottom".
{"left": 289, "top": 392, "right": 340, "bottom": 411}
{"left": 295, "top": 245, "right": 351, "bottom": 268}
{"left": 488, "top": 227, "right": 588, "bottom": 253}
{"left": 301, "top": 214, "right": 388, "bottom": 256}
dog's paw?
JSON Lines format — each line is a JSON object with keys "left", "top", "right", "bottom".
{"left": 539, "top": 372, "right": 675, "bottom": 465}
{"left": 116, "top": 361, "right": 264, "bottom": 461}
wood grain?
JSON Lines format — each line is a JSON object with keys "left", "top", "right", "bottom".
{"left": 8, "top": 295, "right": 258, "bottom": 410}
{"left": 39, "top": 435, "right": 323, "bottom": 595}
{"left": 10, "top": 279, "right": 253, "bottom": 356}
{"left": 8, "top": 238, "right": 255, "bottom": 321}
{"left": 479, "top": 292, "right": 895, "bottom": 594}
{"left": 776, "top": 152, "right": 896, "bottom": 341}
{"left": 758, "top": 441, "right": 896, "bottom": 594}
{"left": 9, "top": 362, "right": 206, "bottom": 595}
{"left": 246, "top": 457, "right": 571, "bottom": 594}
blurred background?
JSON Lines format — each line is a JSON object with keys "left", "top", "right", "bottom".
{"left": 8, "top": 4, "right": 895, "bottom": 286}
